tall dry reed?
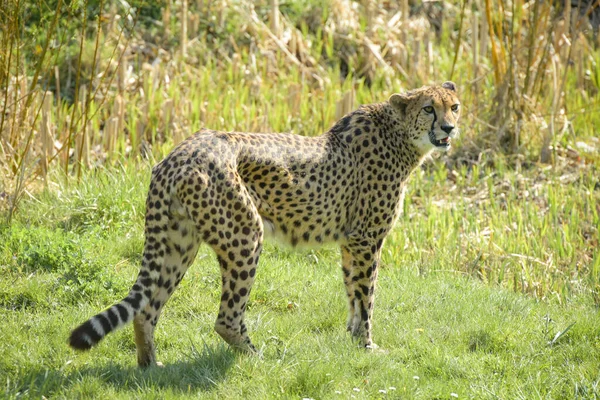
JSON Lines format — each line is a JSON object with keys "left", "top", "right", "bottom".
{"left": 1, "top": 0, "right": 598, "bottom": 221}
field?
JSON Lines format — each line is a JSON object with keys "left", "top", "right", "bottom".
{"left": 1, "top": 1, "right": 600, "bottom": 398}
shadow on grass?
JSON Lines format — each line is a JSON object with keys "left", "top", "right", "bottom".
{"left": 11, "top": 344, "right": 237, "bottom": 397}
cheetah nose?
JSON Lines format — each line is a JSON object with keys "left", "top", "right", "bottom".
{"left": 441, "top": 125, "right": 454, "bottom": 134}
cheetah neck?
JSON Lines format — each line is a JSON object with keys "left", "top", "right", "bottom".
{"left": 327, "top": 104, "right": 431, "bottom": 180}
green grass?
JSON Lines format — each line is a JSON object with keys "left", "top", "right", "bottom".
{"left": 1, "top": 163, "right": 599, "bottom": 399}
{"left": 2, "top": 2, "right": 600, "bottom": 397}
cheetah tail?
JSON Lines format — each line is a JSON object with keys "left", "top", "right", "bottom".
{"left": 68, "top": 271, "right": 156, "bottom": 351}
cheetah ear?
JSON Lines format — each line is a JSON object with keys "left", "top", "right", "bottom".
{"left": 389, "top": 93, "right": 410, "bottom": 114}
{"left": 442, "top": 81, "right": 457, "bottom": 92}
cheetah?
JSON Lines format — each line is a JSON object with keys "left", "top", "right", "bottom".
{"left": 69, "top": 82, "right": 461, "bottom": 367}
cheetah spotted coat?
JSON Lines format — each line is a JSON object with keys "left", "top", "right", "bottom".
{"left": 69, "top": 82, "right": 461, "bottom": 366}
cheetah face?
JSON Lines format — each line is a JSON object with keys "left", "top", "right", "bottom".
{"left": 389, "top": 81, "right": 461, "bottom": 155}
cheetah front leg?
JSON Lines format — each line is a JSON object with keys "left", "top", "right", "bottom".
{"left": 341, "top": 247, "right": 356, "bottom": 332}
{"left": 341, "top": 242, "right": 382, "bottom": 349}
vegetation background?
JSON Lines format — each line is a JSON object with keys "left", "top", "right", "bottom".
{"left": 1, "top": 0, "right": 599, "bottom": 398}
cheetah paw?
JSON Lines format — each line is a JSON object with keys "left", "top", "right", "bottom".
{"left": 366, "top": 343, "right": 388, "bottom": 354}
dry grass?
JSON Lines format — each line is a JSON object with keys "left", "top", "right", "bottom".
{"left": 1, "top": 0, "right": 599, "bottom": 219}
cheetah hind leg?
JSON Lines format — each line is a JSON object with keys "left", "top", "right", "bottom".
{"left": 193, "top": 186, "right": 263, "bottom": 353}
{"left": 210, "top": 225, "right": 263, "bottom": 354}
{"left": 133, "top": 213, "right": 200, "bottom": 367}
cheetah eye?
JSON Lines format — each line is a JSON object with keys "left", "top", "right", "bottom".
{"left": 451, "top": 104, "right": 460, "bottom": 112}
{"left": 423, "top": 106, "right": 434, "bottom": 114}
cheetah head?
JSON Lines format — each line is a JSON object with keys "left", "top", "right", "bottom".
{"left": 389, "top": 81, "right": 461, "bottom": 155}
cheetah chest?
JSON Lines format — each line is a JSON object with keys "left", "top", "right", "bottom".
{"left": 235, "top": 137, "right": 355, "bottom": 247}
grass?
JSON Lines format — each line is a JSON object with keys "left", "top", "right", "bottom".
{"left": 2, "top": 1, "right": 600, "bottom": 398}
{"left": 1, "top": 162, "right": 599, "bottom": 399}
{"left": 3, "top": 0, "right": 600, "bottom": 217}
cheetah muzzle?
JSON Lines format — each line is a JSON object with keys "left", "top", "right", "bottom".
{"left": 69, "top": 82, "right": 461, "bottom": 367}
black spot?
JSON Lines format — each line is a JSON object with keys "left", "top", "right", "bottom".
{"left": 149, "top": 261, "right": 160, "bottom": 271}
{"left": 106, "top": 308, "right": 119, "bottom": 327}
{"left": 96, "top": 314, "right": 112, "bottom": 333}
{"left": 360, "top": 284, "right": 369, "bottom": 296}
{"left": 141, "top": 277, "right": 153, "bottom": 287}
{"left": 124, "top": 295, "right": 140, "bottom": 310}
{"left": 330, "top": 115, "right": 352, "bottom": 135}
{"left": 69, "top": 320, "right": 100, "bottom": 350}
{"left": 115, "top": 304, "right": 128, "bottom": 321}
